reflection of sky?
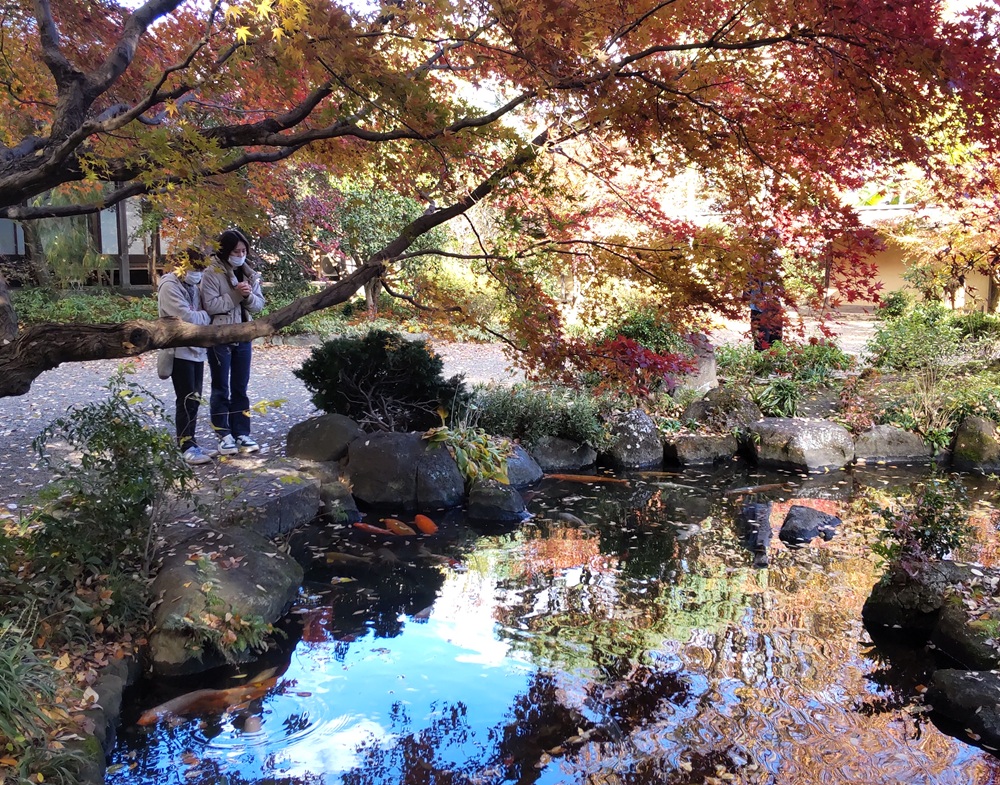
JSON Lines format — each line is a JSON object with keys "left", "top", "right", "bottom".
{"left": 110, "top": 564, "right": 536, "bottom": 783}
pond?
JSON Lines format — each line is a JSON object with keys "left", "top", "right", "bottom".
{"left": 107, "top": 462, "right": 1000, "bottom": 784}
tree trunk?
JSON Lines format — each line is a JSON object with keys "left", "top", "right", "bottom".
{"left": 20, "top": 221, "right": 52, "bottom": 287}
{"left": 364, "top": 278, "right": 382, "bottom": 315}
{"left": 0, "top": 275, "right": 17, "bottom": 343}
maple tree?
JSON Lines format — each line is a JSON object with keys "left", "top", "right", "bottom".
{"left": 0, "top": 0, "right": 997, "bottom": 397}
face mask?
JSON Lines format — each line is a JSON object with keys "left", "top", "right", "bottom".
{"left": 229, "top": 254, "right": 246, "bottom": 267}
{"left": 183, "top": 270, "right": 204, "bottom": 285}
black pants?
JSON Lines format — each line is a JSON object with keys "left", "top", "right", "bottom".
{"left": 171, "top": 358, "right": 205, "bottom": 448}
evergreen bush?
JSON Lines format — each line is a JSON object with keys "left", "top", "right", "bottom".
{"left": 295, "top": 329, "right": 467, "bottom": 431}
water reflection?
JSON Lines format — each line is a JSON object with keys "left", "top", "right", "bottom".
{"left": 109, "top": 464, "right": 1000, "bottom": 784}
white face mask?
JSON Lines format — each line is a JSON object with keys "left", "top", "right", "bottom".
{"left": 229, "top": 254, "right": 246, "bottom": 267}
{"left": 183, "top": 270, "right": 204, "bottom": 285}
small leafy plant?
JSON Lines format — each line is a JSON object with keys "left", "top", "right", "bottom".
{"left": 424, "top": 424, "right": 512, "bottom": 484}
{"left": 751, "top": 377, "right": 801, "bottom": 417}
{"left": 871, "top": 476, "right": 972, "bottom": 575}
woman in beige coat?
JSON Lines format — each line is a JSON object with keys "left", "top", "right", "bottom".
{"left": 200, "top": 229, "right": 265, "bottom": 455}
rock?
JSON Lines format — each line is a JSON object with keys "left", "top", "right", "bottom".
{"left": 347, "top": 432, "right": 464, "bottom": 511}
{"left": 932, "top": 597, "right": 1000, "bottom": 671}
{"left": 952, "top": 416, "right": 1000, "bottom": 473}
{"left": 927, "top": 669, "right": 1000, "bottom": 749}
{"left": 736, "top": 501, "right": 772, "bottom": 567}
{"left": 778, "top": 504, "right": 841, "bottom": 545}
{"left": 507, "top": 445, "right": 544, "bottom": 487}
{"left": 862, "top": 561, "right": 984, "bottom": 635}
{"left": 529, "top": 435, "right": 597, "bottom": 472}
{"left": 149, "top": 527, "right": 304, "bottom": 676}
{"left": 675, "top": 335, "right": 717, "bottom": 394}
{"left": 294, "top": 460, "right": 361, "bottom": 525}
{"left": 663, "top": 433, "right": 738, "bottom": 465}
{"left": 682, "top": 386, "right": 762, "bottom": 430}
{"left": 602, "top": 409, "right": 663, "bottom": 469}
{"left": 285, "top": 414, "right": 363, "bottom": 461}
{"left": 854, "top": 425, "right": 933, "bottom": 464}
{"left": 749, "top": 417, "right": 855, "bottom": 471}
{"left": 216, "top": 466, "right": 322, "bottom": 538}
{"left": 466, "top": 479, "right": 528, "bottom": 523}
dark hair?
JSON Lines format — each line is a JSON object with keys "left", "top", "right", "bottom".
{"left": 218, "top": 228, "right": 251, "bottom": 262}
{"left": 170, "top": 247, "right": 208, "bottom": 271}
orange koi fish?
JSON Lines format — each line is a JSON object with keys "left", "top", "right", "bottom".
{"left": 383, "top": 518, "right": 417, "bottom": 536}
{"left": 138, "top": 676, "right": 278, "bottom": 726}
{"left": 413, "top": 514, "right": 439, "bottom": 534}
{"left": 544, "top": 473, "right": 630, "bottom": 485}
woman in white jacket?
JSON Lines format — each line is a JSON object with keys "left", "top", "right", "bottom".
{"left": 157, "top": 251, "right": 215, "bottom": 465}
{"left": 200, "top": 229, "right": 265, "bottom": 455}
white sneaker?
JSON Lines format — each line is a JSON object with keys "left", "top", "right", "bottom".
{"left": 217, "top": 434, "right": 239, "bottom": 455}
{"left": 182, "top": 445, "right": 213, "bottom": 465}
{"left": 235, "top": 435, "right": 260, "bottom": 454}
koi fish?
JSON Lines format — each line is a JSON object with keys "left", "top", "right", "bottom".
{"left": 353, "top": 522, "right": 392, "bottom": 536}
{"left": 413, "top": 514, "right": 439, "bottom": 534}
{"left": 723, "top": 483, "right": 791, "bottom": 496}
{"left": 544, "top": 473, "right": 631, "bottom": 485}
{"left": 137, "top": 675, "right": 278, "bottom": 726}
{"left": 383, "top": 518, "right": 417, "bottom": 536}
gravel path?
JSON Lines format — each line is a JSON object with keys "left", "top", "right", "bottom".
{"left": 0, "top": 317, "right": 875, "bottom": 511}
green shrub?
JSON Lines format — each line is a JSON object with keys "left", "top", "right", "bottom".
{"left": 28, "top": 365, "right": 197, "bottom": 579}
{"left": 876, "top": 290, "right": 912, "bottom": 321}
{"left": 950, "top": 310, "right": 1000, "bottom": 341}
{"left": 864, "top": 302, "right": 960, "bottom": 371}
{"left": 12, "top": 288, "right": 158, "bottom": 325}
{"left": 295, "top": 329, "right": 467, "bottom": 431}
{"left": 718, "top": 339, "right": 853, "bottom": 389}
{"left": 469, "top": 384, "right": 612, "bottom": 449}
{"left": 872, "top": 476, "right": 972, "bottom": 575}
{"left": 601, "top": 307, "right": 692, "bottom": 355}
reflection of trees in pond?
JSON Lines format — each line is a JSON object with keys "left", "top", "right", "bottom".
{"left": 300, "top": 553, "right": 447, "bottom": 642}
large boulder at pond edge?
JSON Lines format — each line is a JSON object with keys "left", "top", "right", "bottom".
{"left": 467, "top": 479, "right": 528, "bottom": 523}
{"left": 529, "top": 436, "right": 597, "bottom": 472}
{"left": 286, "top": 414, "right": 363, "bottom": 462}
{"left": 952, "top": 416, "right": 1000, "bottom": 473}
{"left": 602, "top": 409, "right": 663, "bottom": 469}
{"left": 149, "top": 527, "right": 303, "bottom": 676}
{"left": 749, "top": 417, "right": 855, "bottom": 471}
{"left": 927, "top": 670, "right": 1000, "bottom": 749}
{"left": 931, "top": 596, "right": 1000, "bottom": 671}
{"left": 347, "top": 431, "right": 464, "bottom": 511}
{"left": 682, "top": 386, "right": 762, "bottom": 431}
{"left": 507, "top": 445, "right": 544, "bottom": 487}
{"left": 778, "top": 504, "right": 841, "bottom": 546}
{"left": 203, "top": 459, "right": 321, "bottom": 539}
{"left": 862, "top": 561, "right": 986, "bottom": 635}
{"left": 854, "top": 425, "right": 933, "bottom": 464}
{"left": 663, "top": 433, "right": 738, "bottom": 466}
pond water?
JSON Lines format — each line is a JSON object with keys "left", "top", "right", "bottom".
{"left": 108, "top": 463, "right": 1000, "bottom": 784}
